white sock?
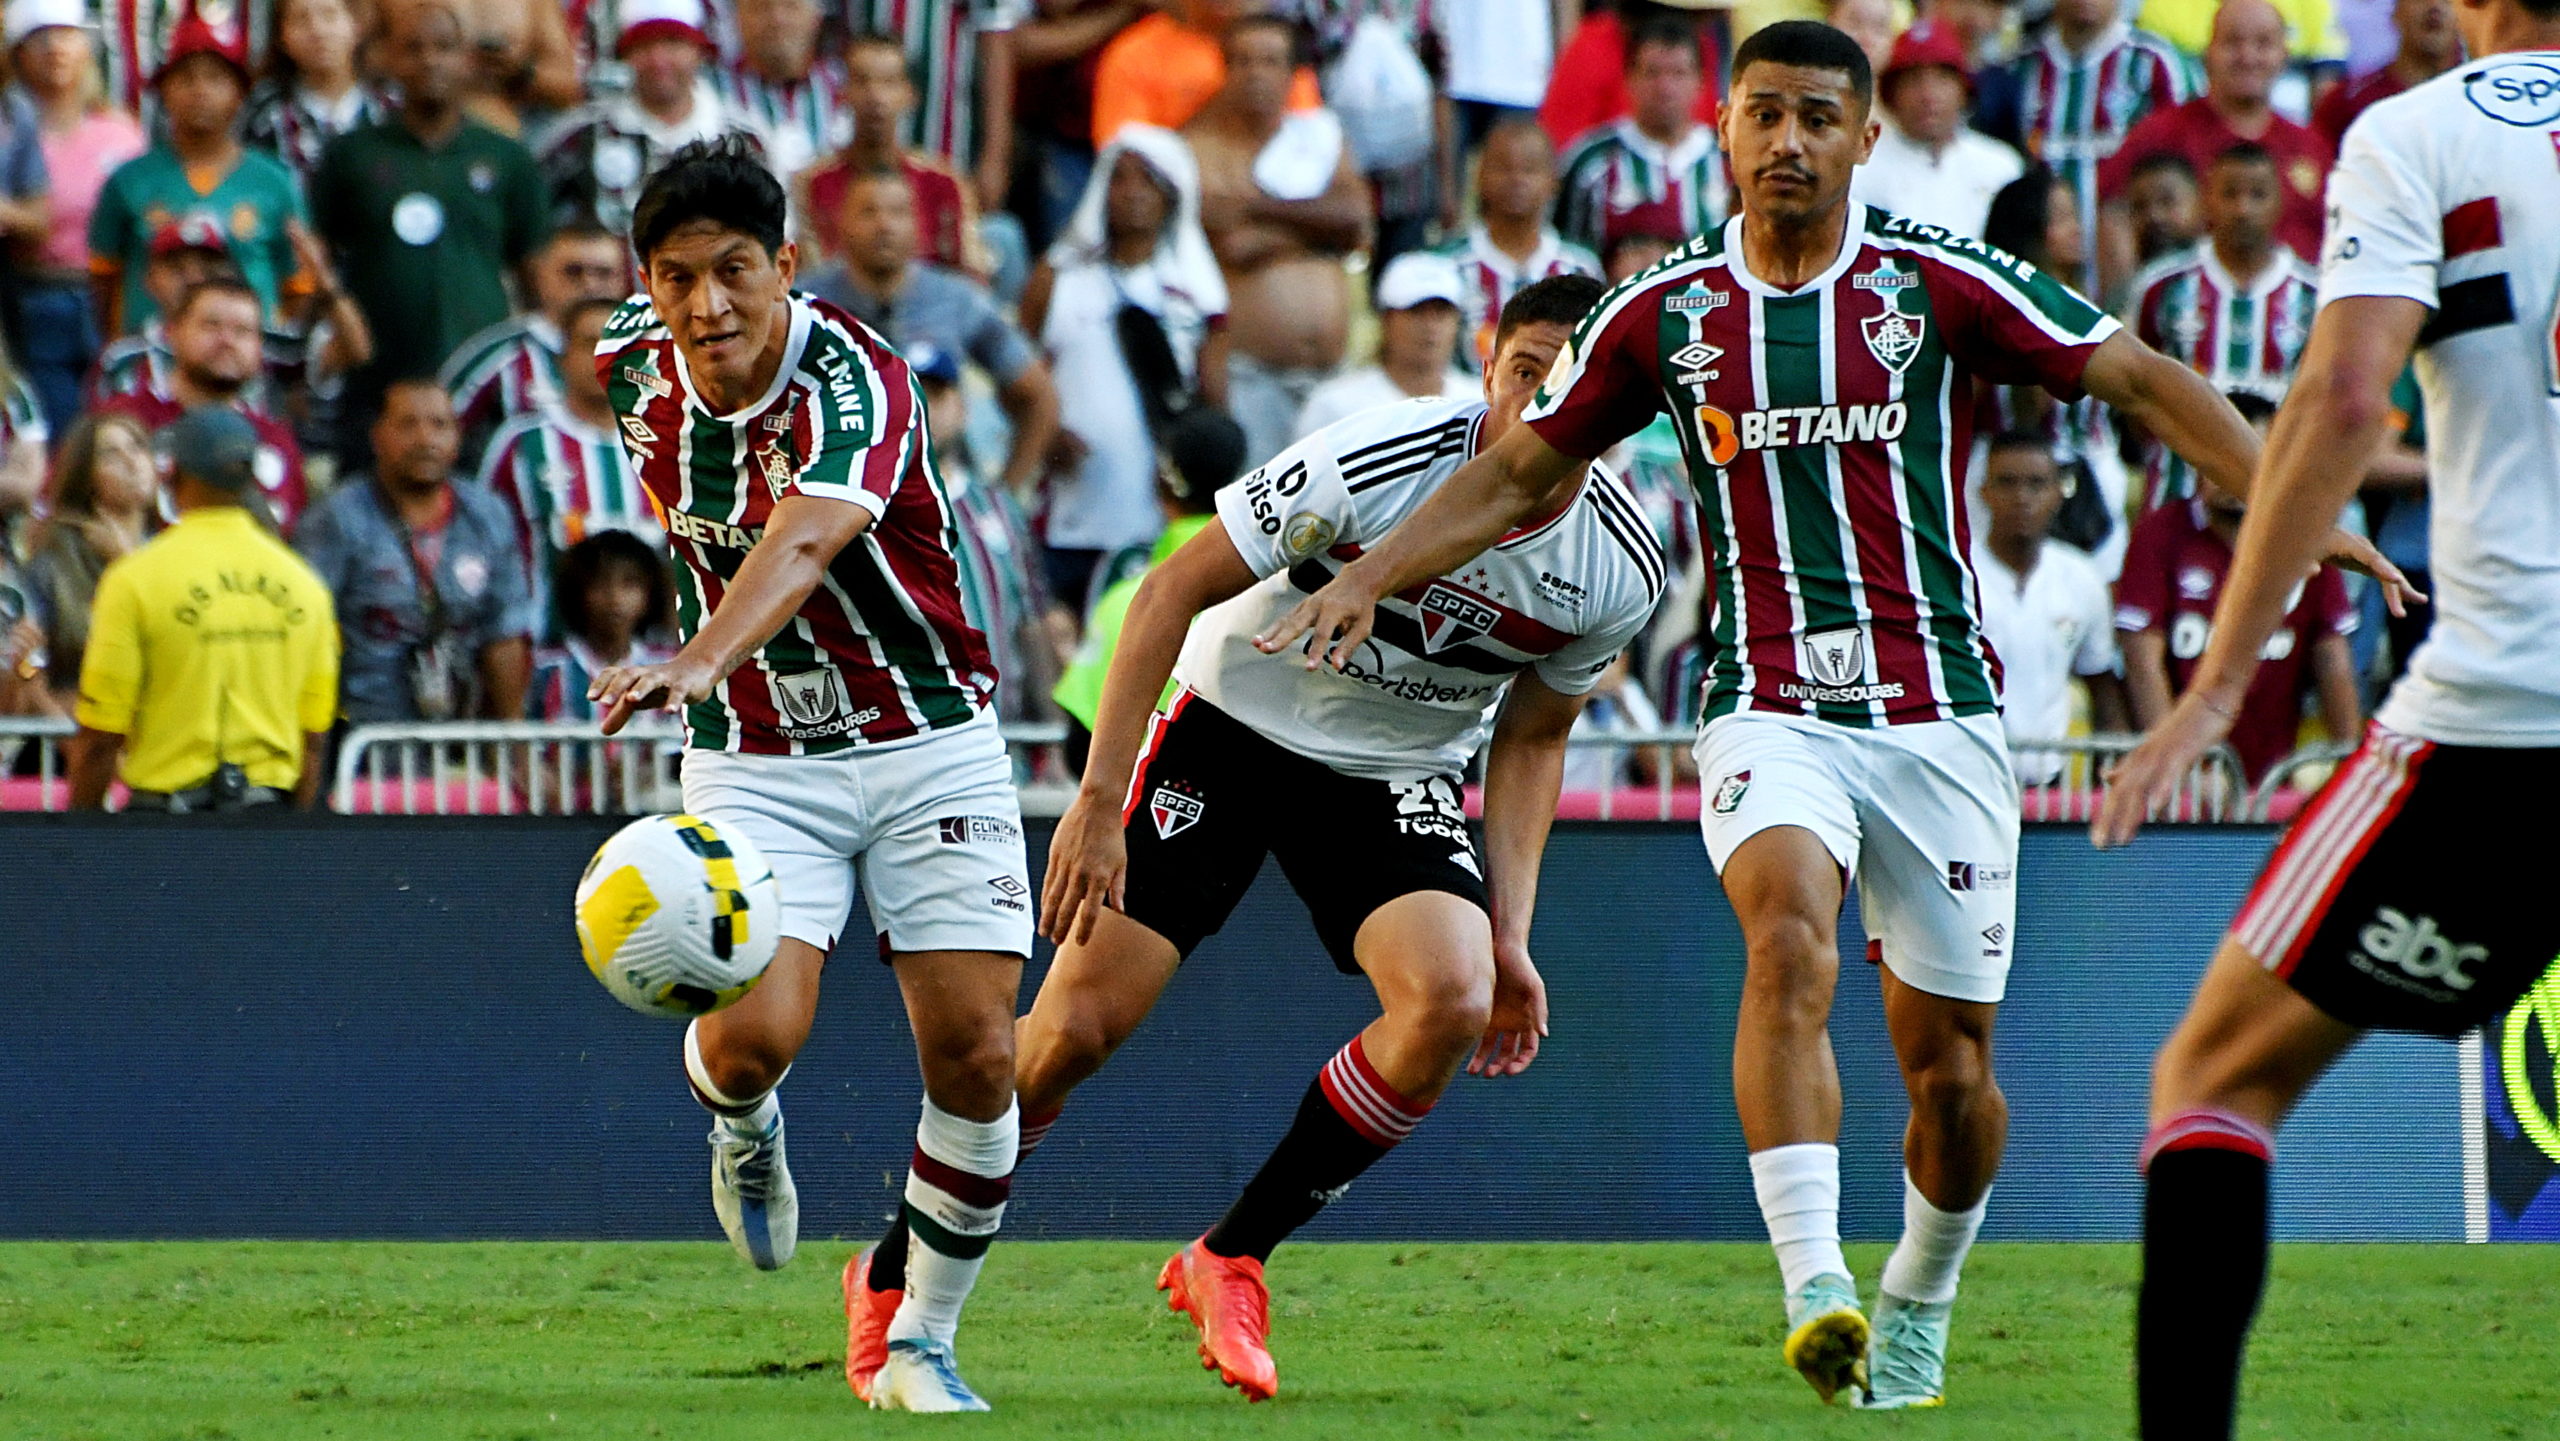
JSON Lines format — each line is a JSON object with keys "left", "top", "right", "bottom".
{"left": 1750, "top": 1143, "right": 1849, "bottom": 1294}
{"left": 684, "top": 1020, "right": 783, "bottom": 1123}
{"left": 1880, "top": 1172, "right": 1988, "bottom": 1306}
{"left": 889, "top": 1097, "right": 1019, "bottom": 1346}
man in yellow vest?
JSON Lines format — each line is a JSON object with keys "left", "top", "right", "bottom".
{"left": 70, "top": 407, "right": 340, "bottom": 812}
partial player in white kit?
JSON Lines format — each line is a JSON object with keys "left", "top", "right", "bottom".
{"left": 1268, "top": 21, "right": 2412, "bottom": 1412}
{"left": 585, "top": 139, "right": 1028, "bottom": 1413}
{"left": 840, "top": 274, "right": 1664, "bottom": 1404}
{"left": 2097, "top": 3, "right": 2560, "bottom": 1434}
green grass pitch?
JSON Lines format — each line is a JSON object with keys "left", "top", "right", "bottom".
{"left": 4, "top": 1241, "right": 2554, "bottom": 1440}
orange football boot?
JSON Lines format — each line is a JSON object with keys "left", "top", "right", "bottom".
{"left": 841, "top": 1247, "right": 902, "bottom": 1402}
{"left": 1157, "top": 1238, "right": 1279, "bottom": 1401}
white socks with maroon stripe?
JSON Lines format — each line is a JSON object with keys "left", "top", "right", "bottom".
{"left": 1750, "top": 1143, "right": 1850, "bottom": 1294}
{"left": 890, "top": 1097, "right": 1018, "bottom": 1346}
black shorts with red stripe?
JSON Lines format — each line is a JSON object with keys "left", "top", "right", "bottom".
{"left": 1117, "top": 690, "right": 1491, "bottom": 972}
{"left": 2233, "top": 722, "right": 2560, "bottom": 1036}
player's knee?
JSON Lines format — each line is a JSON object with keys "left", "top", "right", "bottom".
{"left": 917, "top": 1021, "right": 1017, "bottom": 1115}
{"left": 1906, "top": 1043, "right": 1997, "bottom": 1121}
{"left": 699, "top": 1033, "right": 795, "bottom": 1101}
{"left": 1741, "top": 917, "right": 1836, "bottom": 1017}
{"left": 1379, "top": 955, "right": 1495, "bottom": 1049}
{"left": 1016, "top": 1008, "right": 1117, "bottom": 1104}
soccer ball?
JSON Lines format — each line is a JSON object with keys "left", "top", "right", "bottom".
{"left": 575, "top": 813, "right": 782, "bottom": 1018}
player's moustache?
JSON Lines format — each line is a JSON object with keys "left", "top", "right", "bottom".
{"left": 1756, "top": 164, "right": 1816, "bottom": 185}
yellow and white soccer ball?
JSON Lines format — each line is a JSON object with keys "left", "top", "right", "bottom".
{"left": 576, "top": 813, "right": 782, "bottom": 1018}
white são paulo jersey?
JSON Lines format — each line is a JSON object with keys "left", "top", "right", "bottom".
{"left": 2320, "top": 53, "right": 2560, "bottom": 746}
{"left": 1181, "top": 396, "right": 1668, "bottom": 780}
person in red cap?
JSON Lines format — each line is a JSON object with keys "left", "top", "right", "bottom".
{"left": 86, "top": 16, "right": 306, "bottom": 338}
{"left": 530, "top": 0, "right": 775, "bottom": 234}
{"left": 1856, "top": 21, "right": 2026, "bottom": 240}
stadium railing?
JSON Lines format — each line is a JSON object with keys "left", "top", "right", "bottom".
{"left": 0, "top": 717, "right": 2259, "bottom": 823}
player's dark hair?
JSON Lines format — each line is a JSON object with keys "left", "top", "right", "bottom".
{"left": 1731, "top": 20, "right": 1874, "bottom": 109}
{"left": 630, "top": 136, "right": 788, "bottom": 262}
{"left": 2210, "top": 140, "right": 2276, "bottom": 171}
{"left": 170, "top": 273, "right": 261, "bottom": 321}
{"left": 1986, "top": 429, "right": 2058, "bottom": 463}
{"left": 1493, "top": 273, "right": 1608, "bottom": 354}
{"left": 2223, "top": 388, "right": 2280, "bottom": 425}
{"left": 1982, "top": 165, "right": 2060, "bottom": 269}
{"left": 555, "top": 529, "right": 676, "bottom": 643}
{"left": 2128, "top": 150, "right": 2198, "bottom": 185}
{"left": 1623, "top": 14, "right": 1702, "bottom": 71}
{"left": 1157, "top": 407, "right": 1248, "bottom": 514}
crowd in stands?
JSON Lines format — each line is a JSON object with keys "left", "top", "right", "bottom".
{"left": 0, "top": 0, "right": 2455, "bottom": 805}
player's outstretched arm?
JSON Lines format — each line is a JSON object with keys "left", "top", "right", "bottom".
{"left": 2093, "top": 296, "right": 2431, "bottom": 849}
{"left": 1469, "top": 673, "right": 1584, "bottom": 1078}
{"left": 1256, "top": 424, "right": 1583, "bottom": 672}
{"left": 1041, "top": 524, "right": 1260, "bottom": 945}
{"left": 590, "top": 495, "right": 875, "bottom": 735}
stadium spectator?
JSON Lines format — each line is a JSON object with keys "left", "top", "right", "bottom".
{"left": 1915, "top": 0, "right": 2029, "bottom": 144}
{"left": 2138, "top": 0, "right": 2346, "bottom": 119}
{"left": 1970, "top": 431, "right": 2126, "bottom": 785}
{"left": 241, "top": 0, "right": 386, "bottom": 183}
{"left": 535, "top": 0, "right": 774, "bottom": 234}
{"left": 1553, "top": 16, "right": 1723, "bottom": 259}
{"left": 2123, "top": 142, "right": 2318, "bottom": 509}
{"left": 96, "top": 0, "right": 261, "bottom": 124}
{"left": 1436, "top": 0, "right": 1554, "bottom": 154}
{"left": 795, "top": 29, "right": 990, "bottom": 277}
{"left": 911, "top": 340, "right": 1069, "bottom": 736}
{"left": 0, "top": 345, "right": 44, "bottom": 504}
{"left": 718, "top": 0, "right": 845, "bottom": 179}
{"left": 528, "top": 528, "right": 675, "bottom": 722}
{"left": 804, "top": 169, "right": 1061, "bottom": 496}
{"left": 1186, "top": 13, "right": 1369, "bottom": 468}
{"left": 1855, "top": 22, "right": 2024, "bottom": 240}
{"left": 1825, "top": 0, "right": 1898, "bottom": 79}
{"left": 0, "top": 396, "right": 43, "bottom": 715}
{"left": 2116, "top": 394, "right": 2358, "bottom": 784}
{"left": 2359, "top": 365, "right": 2433, "bottom": 688}
{"left": 19, "top": 410, "right": 155, "bottom": 708}
{"left": 1538, "top": 1, "right": 1719, "bottom": 149}
{"left": 294, "top": 378, "right": 533, "bottom": 722}
{"left": 97, "top": 277, "right": 311, "bottom": 530}
{"left": 2100, "top": 0, "right": 2331, "bottom": 280}
{"left": 449, "top": 0, "right": 583, "bottom": 132}
{"left": 9, "top": 0, "right": 122, "bottom": 438}
{"left": 85, "top": 216, "right": 239, "bottom": 405}
{"left": 1292, "top": 250, "right": 1476, "bottom": 438}
{"left": 845, "top": 0, "right": 1022, "bottom": 176}
{"left": 1429, "top": 117, "right": 1598, "bottom": 371}
{"left": 1560, "top": 653, "right": 1666, "bottom": 791}
{"left": 1003, "top": 0, "right": 1150, "bottom": 248}
{"left": 1089, "top": 0, "right": 1323, "bottom": 147}
{"left": 310, "top": 0, "right": 546, "bottom": 450}
{"left": 88, "top": 19, "right": 305, "bottom": 336}
{"left": 2122, "top": 150, "right": 2203, "bottom": 266}
{"left": 2309, "top": 0, "right": 2457, "bottom": 150}
{"left": 1030, "top": 124, "right": 1228, "bottom": 608}
{"left": 67, "top": 405, "right": 340, "bottom": 812}
{"left": 2014, "top": 0, "right": 2190, "bottom": 292}
{"left": 441, "top": 224, "right": 629, "bottom": 461}
{"left": 1053, "top": 403, "right": 1244, "bottom": 772}
{"left": 477, "top": 296, "right": 658, "bottom": 635}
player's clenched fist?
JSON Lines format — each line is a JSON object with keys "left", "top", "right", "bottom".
{"left": 1254, "top": 569, "right": 1383, "bottom": 673}
{"left": 1039, "top": 790, "right": 1129, "bottom": 946}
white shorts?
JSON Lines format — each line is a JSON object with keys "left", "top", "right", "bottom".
{"left": 1694, "top": 711, "right": 2021, "bottom": 1003}
{"left": 680, "top": 716, "right": 1033, "bottom": 960}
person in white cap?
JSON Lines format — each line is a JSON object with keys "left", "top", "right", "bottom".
{"left": 531, "top": 0, "right": 774, "bottom": 233}
{"left": 1290, "top": 250, "right": 1477, "bottom": 440}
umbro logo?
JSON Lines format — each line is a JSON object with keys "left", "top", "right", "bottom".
{"left": 1670, "top": 342, "right": 1725, "bottom": 371}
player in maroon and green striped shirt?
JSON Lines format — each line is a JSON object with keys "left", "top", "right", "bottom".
{"left": 1267, "top": 21, "right": 2403, "bottom": 1414}
{"left": 585, "top": 137, "right": 1029, "bottom": 1414}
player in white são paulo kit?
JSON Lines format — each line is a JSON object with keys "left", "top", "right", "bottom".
{"left": 583, "top": 141, "right": 1029, "bottom": 1414}
{"left": 842, "top": 275, "right": 1666, "bottom": 1403}
{"left": 2095, "top": 0, "right": 2560, "bottom": 1432}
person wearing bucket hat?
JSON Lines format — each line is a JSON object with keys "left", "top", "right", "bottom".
{"left": 87, "top": 12, "right": 304, "bottom": 337}
{"left": 1291, "top": 249, "right": 1476, "bottom": 438}
{"left": 1855, "top": 22, "right": 2024, "bottom": 239}
{"left": 531, "top": 0, "right": 775, "bottom": 234}
{"left": 65, "top": 403, "right": 340, "bottom": 814}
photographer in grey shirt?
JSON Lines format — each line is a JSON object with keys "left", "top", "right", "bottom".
{"left": 295, "top": 378, "right": 534, "bottom": 723}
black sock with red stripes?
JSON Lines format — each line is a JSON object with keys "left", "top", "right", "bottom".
{"left": 1202, "top": 1035, "right": 1431, "bottom": 1264}
{"left": 2136, "top": 1110, "right": 2275, "bottom": 1441}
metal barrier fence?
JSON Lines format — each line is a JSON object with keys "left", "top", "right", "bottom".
{"left": 0, "top": 716, "right": 2309, "bottom": 821}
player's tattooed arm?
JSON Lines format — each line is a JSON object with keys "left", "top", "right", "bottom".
{"left": 1041, "top": 524, "right": 1261, "bottom": 945}
{"left": 590, "top": 495, "right": 877, "bottom": 735}
{"left": 1471, "top": 673, "right": 1582, "bottom": 1078}
{"left": 1257, "top": 424, "right": 1584, "bottom": 672}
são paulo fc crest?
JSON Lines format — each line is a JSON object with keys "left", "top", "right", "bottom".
{"left": 1415, "top": 582, "right": 1500, "bottom": 654}
{"left": 1150, "top": 785, "right": 1204, "bottom": 840}
{"left": 1861, "top": 297, "right": 1927, "bottom": 374}
{"left": 1711, "top": 769, "right": 1752, "bottom": 816}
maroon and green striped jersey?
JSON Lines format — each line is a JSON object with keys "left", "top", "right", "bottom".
{"left": 596, "top": 290, "right": 995, "bottom": 755}
{"left": 1524, "top": 207, "right": 2121, "bottom": 729}
{"left": 2125, "top": 242, "right": 2319, "bottom": 507}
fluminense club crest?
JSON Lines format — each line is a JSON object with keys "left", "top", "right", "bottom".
{"left": 1862, "top": 296, "right": 1927, "bottom": 374}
